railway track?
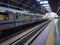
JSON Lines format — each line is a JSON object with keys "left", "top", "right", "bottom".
{"left": 0, "top": 20, "right": 47, "bottom": 43}
{"left": 0, "top": 20, "right": 51, "bottom": 45}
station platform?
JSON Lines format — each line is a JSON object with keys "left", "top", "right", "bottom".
{"left": 31, "top": 19, "right": 54, "bottom": 45}
{"left": 31, "top": 18, "right": 60, "bottom": 45}
{"left": 54, "top": 18, "right": 60, "bottom": 45}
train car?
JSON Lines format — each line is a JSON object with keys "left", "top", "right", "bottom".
{"left": 0, "top": 10, "right": 15, "bottom": 31}
{"left": 0, "top": 7, "right": 44, "bottom": 31}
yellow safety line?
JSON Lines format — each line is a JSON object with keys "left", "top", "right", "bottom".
{"left": 46, "top": 21, "right": 54, "bottom": 45}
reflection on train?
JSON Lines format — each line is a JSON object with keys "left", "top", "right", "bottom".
{"left": 0, "top": 7, "right": 48, "bottom": 31}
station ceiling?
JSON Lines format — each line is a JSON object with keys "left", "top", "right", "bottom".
{"left": 0, "top": 0, "right": 60, "bottom": 15}
{"left": 0, "top": 0, "right": 48, "bottom": 14}
{"left": 48, "top": 0, "right": 60, "bottom": 15}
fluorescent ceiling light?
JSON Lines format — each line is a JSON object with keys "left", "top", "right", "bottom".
{"left": 37, "top": 0, "right": 51, "bottom": 12}
{"left": 40, "top": 1, "right": 48, "bottom": 4}
{"left": 37, "top": 0, "right": 40, "bottom": 1}
{"left": 43, "top": 4, "right": 49, "bottom": 6}
{"left": 45, "top": 7, "right": 50, "bottom": 8}
{"left": 45, "top": 7, "right": 50, "bottom": 9}
{"left": 45, "top": 7, "right": 52, "bottom": 12}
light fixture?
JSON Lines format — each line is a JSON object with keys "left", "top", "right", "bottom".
{"left": 40, "top": 1, "right": 48, "bottom": 4}
{"left": 45, "top": 6, "right": 50, "bottom": 8}
{"left": 37, "top": 0, "right": 40, "bottom": 1}
{"left": 37, "top": 0, "right": 51, "bottom": 12}
{"left": 43, "top": 4, "right": 49, "bottom": 7}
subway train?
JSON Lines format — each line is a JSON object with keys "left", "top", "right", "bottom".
{"left": 0, "top": 7, "right": 47, "bottom": 31}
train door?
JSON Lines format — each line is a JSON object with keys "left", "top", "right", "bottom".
{"left": 15, "top": 12, "right": 25, "bottom": 26}
{"left": 24, "top": 14, "right": 30, "bottom": 24}
{"left": 18, "top": 13, "right": 25, "bottom": 25}
{"left": 34, "top": 15, "right": 37, "bottom": 22}
{"left": 15, "top": 12, "right": 20, "bottom": 26}
{"left": 8, "top": 11, "right": 15, "bottom": 27}
{"left": 30, "top": 15, "right": 35, "bottom": 23}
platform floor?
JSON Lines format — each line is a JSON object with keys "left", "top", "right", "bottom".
{"left": 47, "top": 18, "right": 60, "bottom": 45}
{"left": 31, "top": 20, "right": 54, "bottom": 45}
{"left": 46, "top": 19, "right": 54, "bottom": 45}
{"left": 54, "top": 18, "right": 60, "bottom": 45}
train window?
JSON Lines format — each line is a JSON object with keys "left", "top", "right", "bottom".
{"left": 16, "top": 12, "right": 18, "bottom": 19}
{"left": 18, "top": 13, "right": 22, "bottom": 20}
{"left": 4, "top": 15, "right": 9, "bottom": 20}
{"left": 16, "top": 13, "right": 23, "bottom": 20}
{"left": 19, "top": 16, "right": 22, "bottom": 20}
{"left": 0, "top": 15, "right": 4, "bottom": 20}
{"left": 31, "top": 15, "right": 35, "bottom": 19}
{"left": 21, "top": 14, "right": 24, "bottom": 20}
{"left": 0, "top": 12, "right": 9, "bottom": 21}
{"left": 25, "top": 15, "right": 30, "bottom": 20}
{"left": 16, "top": 15, "right": 18, "bottom": 19}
